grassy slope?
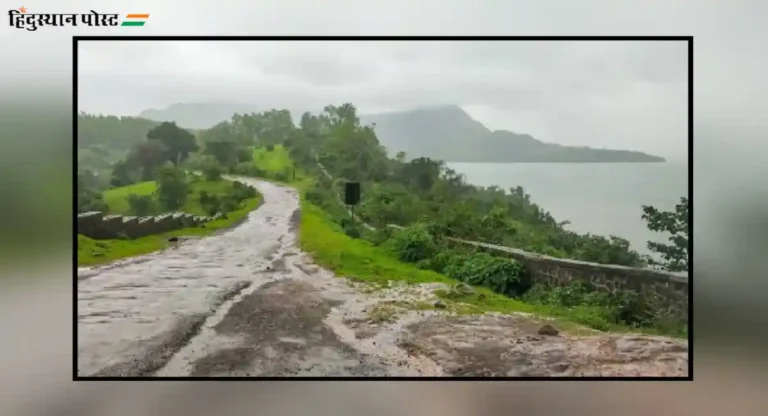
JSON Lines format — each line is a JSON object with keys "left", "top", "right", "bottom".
{"left": 252, "top": 146, "right": 678, "bottom": 336}
{"left": 78, "top": 178, "right": 263, "bottom": 267}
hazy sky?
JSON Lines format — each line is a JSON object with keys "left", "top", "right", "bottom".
{"left": 75, "top": 3, "right": 707, "bottom": 160}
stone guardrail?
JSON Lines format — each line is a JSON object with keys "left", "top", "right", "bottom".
{"left": 77, "top": 211, "right": 224, "bottom": 240}
{"left": 386, "top": 224, "right": 688, "bottom": 319}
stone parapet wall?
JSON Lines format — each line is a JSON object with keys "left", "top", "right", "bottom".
{"left": 383, "top": 224, "right": 688, "bottom": 320}
{"left": 77, "top": 211, "right": 224, "bottom": 240}
{"left": 446, "top": 237, "right": 689, "bottom": 320}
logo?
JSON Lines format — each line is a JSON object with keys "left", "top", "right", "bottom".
{"left": 8, "top": 7, "right": 150, "bottom": 31}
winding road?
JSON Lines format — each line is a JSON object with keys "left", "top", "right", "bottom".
{"left": 77, "top": 178, "right": 689, "bottom": 377}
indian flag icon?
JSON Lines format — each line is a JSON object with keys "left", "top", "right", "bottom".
{"left": 121, "top": 13, "right": 149, "bottom": 26}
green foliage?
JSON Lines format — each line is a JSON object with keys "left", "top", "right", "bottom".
{"left": 642, "top": 197, "right": 689, "bottom": 272}
{"left": 198, "top": 182, "right": 257, "bottom": 216}
{"left": 156, "top": 166, "right": 188, "bottom": 211}
{"left": 265, "top": 144, "right": 275, "bottom": 152}
{"left": 389, "top": 225, "right": 437, "bottom": 263}
{"left": 146, "top": 121, "right": 199, "bottom": 166}
{"left": 203, "top": 161, "right": 224, "bottom": 181}
{"left": 77, "top": 114, "right": 159, "bottom": 179}
{"left": 442, "top": 252, "right": 530, "bottom": 297}
{"left": 126, "top": 194, "right": 155, "bottom": 216}
{"left": 110, "top": 159, "right": 140, "bottom": 187}
{"left": 77, "top": 171, "right": 109, "bottom": 213}
{"left": 522, "top": 282, "right": 684, "bottom": 334}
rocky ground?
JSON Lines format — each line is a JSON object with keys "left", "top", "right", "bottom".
{"left": 77, "top": 178, "right": 688, "bottom": 377}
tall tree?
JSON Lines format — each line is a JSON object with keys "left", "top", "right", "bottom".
{"left": 146, "top": 121, "right": 198, "bottom": 166}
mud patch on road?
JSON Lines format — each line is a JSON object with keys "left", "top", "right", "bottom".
{"left": 397, "top": 314, "right": 688, "bottom": 377}
{"left": 191, "top": 279, "right": 391, "bottom": 376}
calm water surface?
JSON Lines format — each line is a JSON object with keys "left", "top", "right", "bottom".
{"left": 449, "top": 162, "right": 689, "bottom": 255}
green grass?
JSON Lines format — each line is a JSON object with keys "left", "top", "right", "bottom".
{"left": 79, "top": 179, "right": 263, "bottom": 267}
{"left": 103, "top": 178, "right": 242, "bottom": 216}
{"left": 103, "top": 181, "right": 157, "bottom": 214}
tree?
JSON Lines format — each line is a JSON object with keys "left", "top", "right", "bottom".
{"left": 128, "top": 140, "right": 168, "bottom": 180}
{"left": 146, "top": 122, "right": 198, "bottom": 166}
{"left": 110, "top": 159, "right": 139, "bottom": 187}
{"left": 77, "top": 171, "right": 109, "bottom": 213}
{"left": 641, "top": 197, "right": 689, "bottom": 272}
{"left": 156, "top": 165, "right": 188, "bottom": 211}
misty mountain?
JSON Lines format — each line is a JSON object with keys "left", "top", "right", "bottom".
{"left": 137, "top": 103, "right": 665, "bottom": 163}
{"left": 138, "top": 103, "right": 259, "bottom": 130}
{"left": 360, "top": 105, "right": 665, "bottom": 163}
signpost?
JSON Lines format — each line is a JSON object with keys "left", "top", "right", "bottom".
{"left": 344, "top": 181, "right": 361, "bottom": 229}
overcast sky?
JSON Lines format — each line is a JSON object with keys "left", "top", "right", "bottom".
{"left": 73, "top": 0, "right": 716, "bottom": 160}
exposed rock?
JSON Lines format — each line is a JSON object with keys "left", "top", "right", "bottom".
{"left": 538, "top": 324, "right": 559, "bottom": 336}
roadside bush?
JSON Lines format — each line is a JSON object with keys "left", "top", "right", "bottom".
{"left": 203, "top": 162, "right": 224, "bottom": 181}
{"left": 389, "top": 225, "right": 436, "bottom": 263}
{"left": 231, "top": 181, "right": 257, "bottom": 201}
{"left": 340, "top": 218, "right": 362, "bottom": 238}
{"left": 265, "top": 144, "right": 275, "bottom": 152}
{"left": 126, "top": 194, "right": 155, "bottom": 216}
{"left": 443, "top": 252, "right": 530, "bottom": 297}
{"left": 199, "top": 191, "right": 221, "bottom": 216}
{"left": 522, "top": 281, "right": 684, "bottom": 333}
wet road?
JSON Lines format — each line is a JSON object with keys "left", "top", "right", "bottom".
{"left": 77, "top": 178, "right": 305, "bottom": 376}
{"left": 77, "top": 177, "right": 688, "bottom": 377}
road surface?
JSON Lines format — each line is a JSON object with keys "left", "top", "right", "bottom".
{"left": 77, "top": 178, "right": 688, "bottom": 377}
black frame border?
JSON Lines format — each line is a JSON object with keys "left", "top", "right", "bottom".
{"left": 73, "top": 35, "right": 694, "bottom": 381}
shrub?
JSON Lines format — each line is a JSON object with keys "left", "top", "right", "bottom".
{"left": 126, "top": 194, "right": 155, "bottom": 216}
{"left": 230, "top": 181, "right": 257, "bottom": 202}
{"left": 521, "top": 281, "right": 684, "bottom": 332}
{"left": 265, "top": 144, "right": 275, "bottom": 152}
{"left": 443, "top": 252, "right": 530, "bottom": 297}
{"left": 341, "top": 218, "right": 362, "bottom": 238}
{"left": 203, "top": 163, "right": 224, "bottom": 181}
{"left": 389, "top": 225, "right": 436, "bottom": 263}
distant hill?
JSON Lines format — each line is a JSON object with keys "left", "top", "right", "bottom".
{"left": 360, "top": 105, "right": 665, "bottom": 163}
{"left": 138, "top": 103, "right": 259, "bottom": 129}
{"left": 137, "top": 103, "right": 665, "bottom": 163}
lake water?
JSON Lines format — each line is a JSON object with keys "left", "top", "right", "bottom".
{"left": 448, "top": 162, "right": 689, "bottom": 255}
